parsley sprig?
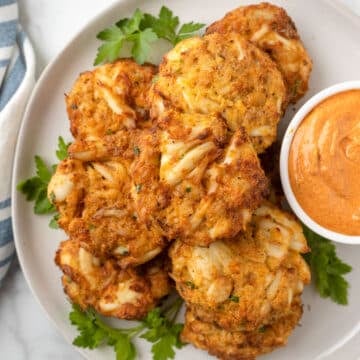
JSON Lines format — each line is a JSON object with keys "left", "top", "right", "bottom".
{"left": 94, "top": 6, "right": 205, "bottom": 65}
{"left": 17, "top": 136, "right": 71, "bottom": 228}
{"left": 303, "top": 226, "right": 352, "bottom": 305}
{"left": 70, "top": 296, "right": 185, "bottom": 360}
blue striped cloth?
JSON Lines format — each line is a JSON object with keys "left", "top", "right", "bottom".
{"left": 0, "top": 0, "right": 35, "bottom": 284}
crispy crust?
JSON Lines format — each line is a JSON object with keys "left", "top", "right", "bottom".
{"left": 55, "top": 60, "right": 269, "bottom": 249}
{"left": 169, "top": 202, "right": 310, "bottom": 331}
{"left": 150, "top": 33, "right": 286, "bottom": 153}
{"left": 66, "top": 59, "right": 157, "bottom": 160}
{"left": 49, "top": 149, "right": 167, "bottom": 267}
{"left": 56, "top": 239, "right": 171, "bottom": 320}
{"left": 181, "top": 304, "right": 303, "bottom": 360}
{"left": 206, "top": 2, "right": 312, "bottom": 103}
{"left": 160, "top": 117, "right": 268, "bottom": 245}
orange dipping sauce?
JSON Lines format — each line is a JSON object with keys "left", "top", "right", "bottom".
{"left": 289, "top": 89, "right": 360, "bottom": 235}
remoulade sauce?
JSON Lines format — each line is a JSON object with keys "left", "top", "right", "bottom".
{"left": 289, "top": 89, "right": 360, "bottom": 235}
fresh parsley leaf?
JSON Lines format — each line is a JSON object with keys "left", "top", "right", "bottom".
{"left": 49, "top": 213, "right": 60, "bottom": 229}
{"left": 130, "top": 28, "right": 158, "bottom": 64}
{"left": 175, "top": 22, "right": 205, "bottom": 43}
{"left": 17, "top": 177, "right": 43, "bottom": 201}
{"left": 70, "top": 305, "right": 134, "bottom": 352}
{"left": 17, "top": 136, "right": 71, "bottom": 227}
{"left": 95, "top": 27, "right": 125, "bottom": 65}
{"left": 34, "top": 189, "right": 55, "bottom": 214}
{"left": 70, "top": 306, "right": 107, "bottom": 349}
{"left": 141, "top": 7, "right": 204, "bottom": 45}
{"left": 142, "top": 308, "right": 164, "bottom": 329}
{"left": 143, "top": 6, "right": 180, "bottom": 44}
{"left": 35, "top": 155, "right": 52, "bottom": 183}
{"left": 121, "top": 8, "right": 143, "bottom": 35}
{"left": 94, "top": 6, "right": 205, "bottom": 65}
{"left": 303, "top": 226, "right": 352, "bottom": 305}
{"left": 141, "top": 309, "right": 166, "bottom": 343}
{"left": 171, "top": 323, "right": 185, "bottom": 349}
{"left": 70, "top": 296, "right": 185, "bottom": 360}
{"left": 151, "top": 334, "right": 176, "bottom": 360}
{"left": 56, "top": 136, "right": 71, "bottom": 161}
{"left": 97, "top": 25, "right": 125, "bottom": 41}
{"left": 18, "top": 159, "right": 55, "bottom": 215}
{"left": 114, "top": 335, "right": 136, "bottom": 360}
{"left": 116, "top": 18, "right": 130, "bottom": 29}
{"left": 142, "top": 300, "right": 185, "bottom": 360}
{"left": 95, "top": 9, "right": 153, "bottom": 65}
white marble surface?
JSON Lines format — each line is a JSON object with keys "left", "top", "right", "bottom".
{"left": 1, "top": 0, "right": 359, "bottom": 359}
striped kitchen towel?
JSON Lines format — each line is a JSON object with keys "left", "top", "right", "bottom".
{"left": 0, "top": 0, "right": 35, "bottom": 284}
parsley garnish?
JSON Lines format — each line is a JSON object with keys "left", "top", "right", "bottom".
{"left": 56, "top": 136, "right": 71, "bottom": 161}
{"left": 303, "top": 226, "right": 352, "bottom": 305}
{"left": 229, "top": 295, "right": 239, "bottom": 303}
{"left": 49, "top": 213, "right": 60, "bottom": 229}
{"left": 94, "top": 6, "right": 205, "bottom": 65}
{"left": 70, "top": 296, "right": 185, "bottom": 360}
{"left": 258, "top": 325, "right": 267, "bottom": 333}
{"left": 17, "top": 136, "right": 71, "bottom": 229}
{"left": 133, "top": 146, "right": 141, "bottom": 156}
{"left": 185, "top": 281, "right": 196, "bottom": 290}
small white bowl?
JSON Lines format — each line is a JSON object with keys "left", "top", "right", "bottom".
{"left": 280, "top": 81, "right": 360, "bottom": 244}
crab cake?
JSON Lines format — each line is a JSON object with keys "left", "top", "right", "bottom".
{"left": 150, "top": 33, "right": 286, "bottom": 153}
{"left": 66, "top": 59, "right": 157, "bottom": 160}
{"left": 206, "top": 2, "right": 312, "bottom": 104}
{"left": 159, "top": 111, "right": 268, "bottom": 245}
{"left": 181, "top": 304, "right": 302, "bottom": 360}
{"left": 56, "top": 239, "right": 171, "bottom": 320}
{"left": 49, "top": 140, "right": 167, "bottom": 268}
{"left": 169, "top": 202, "right": 310, "bottom": 331}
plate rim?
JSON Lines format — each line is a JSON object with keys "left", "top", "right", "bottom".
{"left": 11, "top": 1, "right": 360, "bottom": 359}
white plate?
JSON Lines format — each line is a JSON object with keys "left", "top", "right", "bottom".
{"left": 12, "top": 0, "right": 360, "bottom": 359}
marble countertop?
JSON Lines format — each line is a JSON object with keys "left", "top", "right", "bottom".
{"left": 1, "top": 0, "right": 359, "bottom": 359}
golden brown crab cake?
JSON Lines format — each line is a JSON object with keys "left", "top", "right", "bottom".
{"left": 66, "top": 59, "right": 157, "bottom": 160}
{"left": 150, "top": 33, "right": 286, "bottom": 153}
{"left": 56, "top": 239, "right": 171, "bottom": 320}
{"left": 49, "top": 132, "right": 167, "bottom": 268}
{"left": 181, "top": 304, "right": 302, "bottom": 360}
{"left": 206, "top": 2, "right": 312, "bottom": 104}
{"left": 159, "top": 115, "right": 268, "bottom": 245}
{"left": 169, "top": 202, "right": 310, "bottom": 331}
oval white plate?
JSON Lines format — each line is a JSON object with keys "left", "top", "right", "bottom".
{"left": 12, "top": 0, "right": 360, "bottom": 359}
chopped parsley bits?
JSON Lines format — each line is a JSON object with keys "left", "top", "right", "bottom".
{"left": 258, "top": 325, "right": 267, "bottom": 333}
{"left": 133, "top": 146, "right": 141, "bottom": 156}
{"left": 185, "top": 281, "right": 196, "bottom": 289}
